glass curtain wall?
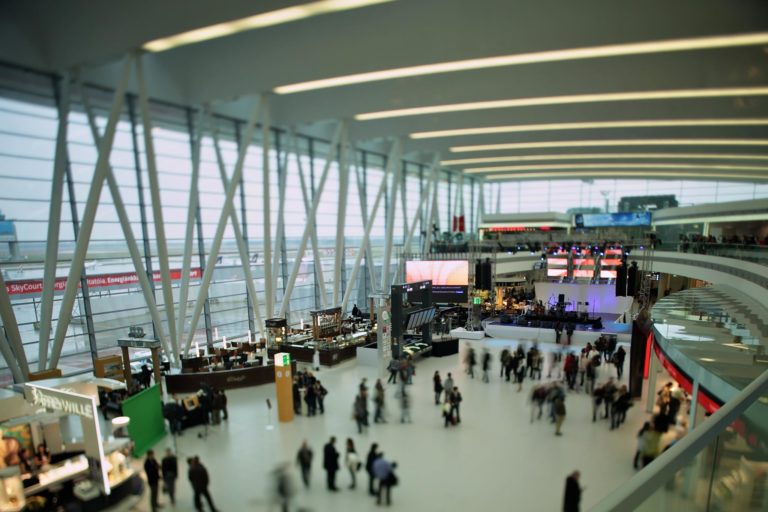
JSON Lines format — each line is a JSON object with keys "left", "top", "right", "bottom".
{"left": 0, "top": 63, "right": 455, "bottom": 383}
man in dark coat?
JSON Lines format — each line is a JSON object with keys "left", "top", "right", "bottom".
{"left": 323, "top": 437, "right": 340, "bottom": 491}
{"left": 564, "top": 470, "right": 582, "bottom": 512}
{"left": 161, "top": 448, "right": 178, "bottom": 505}
{"left": 188, "top": 456, "right": 217, "bottom": 512}
{"left": 144, "top": 449, "right": 162, "bottom": 511}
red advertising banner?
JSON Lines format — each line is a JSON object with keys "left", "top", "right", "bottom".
{"left": 5, "top": 268, "right": 202, "bottom": 296}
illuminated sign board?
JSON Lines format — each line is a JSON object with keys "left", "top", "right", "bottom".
{"left": 26, "top": 384, "right": 95, "bottom": 419}
{"left": 274, "top": 353, "right": 291, "bottom": 367}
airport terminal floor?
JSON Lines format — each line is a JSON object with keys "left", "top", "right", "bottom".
{"left": 127, "top": 339, "right": 648, "bottom": 512}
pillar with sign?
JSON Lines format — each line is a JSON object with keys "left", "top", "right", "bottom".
{"left": 273, "top": 353, "right": 294, "bottom": 422}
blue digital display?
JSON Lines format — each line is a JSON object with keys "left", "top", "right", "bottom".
{"left": 575, "top": 212, "right": 651, "bottom": 228}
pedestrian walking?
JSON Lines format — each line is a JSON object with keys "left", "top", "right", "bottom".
{"left": 373, "top": 454, "right": 397, "bottom": 506}
{"left": 353, "top": 393, "right": 369, "bottom": 434}
{"left": 188, "top": 456, "right": 217, "bottom": 512}
{"left": 554, "top": 396, "right": 566, "bottom": 436}
{"left": 400, "top": 388, "right": 411, "bottom": 423}
{"left": 433, "top": 371, "right": 443, "bottom": 404}
{"left": 482, "top": 349, "right": 491, "bottom": 382}
{"left": 272, "top": 463, "right": 295, "bottom": 512}
{"left": 450, "top": 386, "right": 462, "bottom": 424}
{"left": 293, "top": 378, "right": 302, "bottom": 416}
{"left": 365, "top": 443, "right": 380, "bottom": 496}
{"left": 564, "top": 470, "right": 582, "bottom": 512}
{"left": 465, "top": 345, "right": 476, "bottom": 378}
{"left": 530, "top": 383, "right": 548, "bottom": 422}
{"left": 315, "top": 380, "right": 327, "bottom": 414}
{"left": 305, "top": 383, "right": 317, "bottom": 416}
{"left": 613, "top": 346, "right": 626, "bottom": 380}
{"left": 345, "top": 438, "right": 361, "bottom": 489}
{"left": 296, "top": 440, "right": 313, "bottom": 488}
{"left": 443, "top": 373, "right": 454, "bottom": 398}
{"left": 387, "top": 358, "right": 399, "bottom": 384}
{"left": 161, "top": 448, "right": 178, "bottom": 506}
{"left": 373, "top": 379, "right": 386, "bottom": 423}
{"left": 144, "top": 449, "right": 162, "bottom": 511}
{"left": 500, "top": 347, "right": 510, "bottom": 378}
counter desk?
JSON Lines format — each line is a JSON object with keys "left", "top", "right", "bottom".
{"left": 165, "top": 362, "right": 296, "bottom": 394}
{"left": 268, "top": 344, "right": 360, "bottom": 367}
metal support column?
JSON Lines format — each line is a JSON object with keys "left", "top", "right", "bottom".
{"left": 60, "top": 87, "right": 100, "bottom": 370}
{"left": 342, "top": 141, "right": 398, "bottom": 312}
{"left": 77, "top": 78, "right": 169, "bottom": 366}
{"left": 333, "top": 125, "right": 350, "bottom": 306}
{"left": 400, "top": 161, "right": 408, "bottom": 243}
{"left": 381, "top": 140, "right": 402, "bottom": 290}
{"left": 272, "top": 131, "right": 290, "bottom": 319}
{"left": 127, "top": 95, "right": 157, "bottom": 332}
{"left": 0, "top": 272, "right": 29, "bottom": 379}
{"left": 211, "top": 119, "right": 265, "bottom": 339}
{"left": 477, "top": 179, "right": 485, "bottom": 234}
{"left": 279, "top": 122, "right": 344, "bottom": 317}
{"left": 292, "top": 132, "right": 328, "bottom": 309}
{"left": 469, "top": 178, "right": 475, "bottom": 234}
{"left": 195, "top": 200, "right": 214, "bottom": 347}
{"left": 447, "top": 173, "right": 452, "bottom": 232}
{"left": 275, "top": 131, "right": 290, "bottom": 320}
{"left": 0, "top": 317, "right": 24, "bottom": 383}
{"left": 38, "top": 74, "right": 70, "bottom": 371}
{"left": 136, "top": 56, "right": 177, "bottom": 360}
{"left": 233, "top": 121, "right": 256, "bottom": 334}
{"left": 178, "top": 108, "right": 207, "bottom": 354}
{"left": 261, "top": 99, "right": 274, "bottom": 318}
{"left": 353, "top": 150, "right": 375, "bottom": 298}
{"left": 49, "top": 55, "right": 134, "bottom": 369}
{"left": 424, "top": 165, "right": 441, "bottom": 255}
{"left": 183, "top": 96, "right": 263, "bottom": 355}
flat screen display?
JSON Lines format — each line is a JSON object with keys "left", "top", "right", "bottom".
{"left": 575, "top": 212, "right": 652, "bottom": 228}
{"left": 405, "top": 260, "right": 469, "bottom": 303}
{"left": 405, "top": 260, "right": 469, "bottom": 285}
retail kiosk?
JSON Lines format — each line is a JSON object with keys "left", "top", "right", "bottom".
{"left": 0, "top": 378, "right": 139, "bottom": 511}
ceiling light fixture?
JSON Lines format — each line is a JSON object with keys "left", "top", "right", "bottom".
{"left": 143, "top": 0, "right": 394, "bottom": 52}
{"left": 483, "top": 171, "right": 767, "bottom": 181}
{"left": 463, "top": 162, "right": 768, "bottom": 174}
{"left": 357, "top": 87, "right": 768, "bottom": 121}
{"left": 275, "top": 31, "right": 768, "bottom": 94}
{"left": 441, "top": 153, "right": 768, "bottom": 166}
{"left": 411, "top": 118, "right": 768, "bottom": 139}
{"left": 451, "top": 138, "right": 768, "bottom": 153}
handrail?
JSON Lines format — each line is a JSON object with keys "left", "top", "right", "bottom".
{"left": 590, "top": 368, "right": 768, "bottom": 511}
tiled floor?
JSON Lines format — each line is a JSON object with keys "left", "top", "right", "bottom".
{"left": 126, "top": 339, "right": 652, "bottom": 512}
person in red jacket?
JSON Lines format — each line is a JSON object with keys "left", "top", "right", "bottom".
{"left": 564, "top": 353, "right": 578, "bottom": 390}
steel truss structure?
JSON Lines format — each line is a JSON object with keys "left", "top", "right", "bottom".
{"left": 0, "top": 55, "right": 482, "bottom": 382}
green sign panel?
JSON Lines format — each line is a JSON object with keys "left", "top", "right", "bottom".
{"left": 282, "top": 354, "right": 291, "bottom": 366}
{"left": 473, "top": 297, "right": 482, "bottom": 305}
